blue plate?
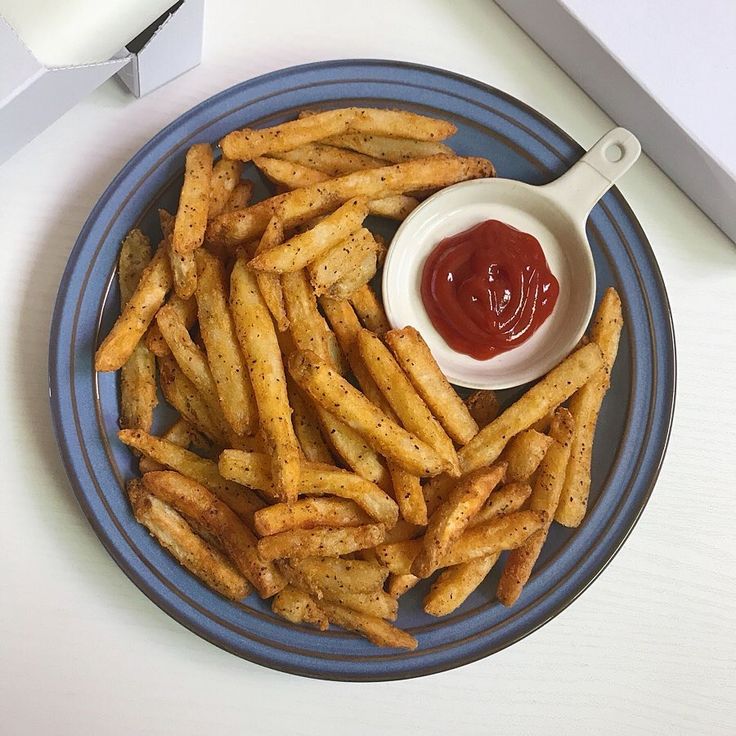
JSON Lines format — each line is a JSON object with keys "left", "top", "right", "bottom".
{"left": 49, "top": 60, "right": 675, "bottom": 681}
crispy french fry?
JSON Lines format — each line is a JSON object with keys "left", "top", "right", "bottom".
{"left": 96, "top": 248, "right": 172, "bottom": 371}
{"left": 128, "top": 480, "right": 251, "bottom": 601}
{"left": 257, "top": 523, "right": 386, "bottom": 561}
{"left": 223, "top": 180, "right": 254, "bottom": 212}
{"left": 195, "top": 249, "right": 257, "bottom": 435}
{"left": 138, "top": 418, "right": 206, "bottom": 474}
{"left": 499, "top": 429, "right": 554, "bottom": 483}
{"left": 556, "top": 288, "right": 624, "bottom": 527}
{"left": 142, "top": 471, "right": 284, "bottom": 598}
{"left": 172, "top": 143, "right": 213, "bottom": 254}
{"left": 391, "top": 467, "right": 427, "bottom": 527}
{"left": 294, "top": 557, "right": 389, "bottom": 594}
{"left": 348, "top": 284, "right": 390, "bottom": 335}
{"left": 317, "top": 600, "right": 417, "bottom": 650}
{"left": 118, "top": 230, "right": 157, "bottom": 432}
{"left": 459, "top": 343, "right": 604, "bottom": 474}
{"left": 230, "top": 251, "right": 301, "bottom": 502}
{"left": 254, "top": 497, "right": 371, "bottom": 536}
{"left": 469, "top": 482, "right": 532, "bottom": 528}
{"left": 254, "top": 214, "right": 289, "bottom": 331}
{"left": 160, "top": 208, "right": 197, "bottom": 299}
{"left": 324, "top": 133, "right": 454, "bottom": 162}
{"left": 411, "top": 464, "right": 506, "bottom": 578}
{"left": 209, "top": 158, "right": 243, "bottom": 219}
{"left": 288, "top": 350, "right": 444, "bottom": 477}
{"left": 423, "top": 554, "right": 499, "bottom": 617}
{"left": 145, "top": 294, "right": 197, "bottom": 358}
{"left": 357, "top": 328, "right": 459, "bottom": 476}
{"left": 287, "top": 381, "right": 334, "bottom": 464}
{"left": 385, "top": 327, "right": 478, "bottom": 445}
{"left": 386, "top": 573, "right": 420, "bottom": 599}
{"left": 465, "top": 389, "right": 500, "bottom": 428}
{"left": 119, "top": 429, "right": 265, "bottom": 526}
{"left": 249, "top": 198, "right": 368, "bottom": 273}
{"left": 282, "top": 268, "right": 332, "bottom": 359}
{"left": 206, "top": 155, "right": 494, "bottom": 248}
{"left": 271, "top": 585, "right": 328, "bottom": 630}
{"left": 307, "top": 228, "right": 379, "bottom": 297}
{"left": 270, "top": 142, "right": 382, "bottom": 175}
{"left": 328, "top": 242, "right": 383, "bottom": 299}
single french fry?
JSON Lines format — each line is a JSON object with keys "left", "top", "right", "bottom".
{"left": 385, "top": 327, "right": 479, "bottom": 445}
{"left": 209, "top": 158, "right": 243, "bottom": 219}
{"left": 257, "top": 523, "right": 386, "bottom": 561}
{"left": 411, "top": 464, "right": 506, "bottom": 578}
{"left": 423, "top": 554, "right": 499, "bottom": 617}
{"left": 195, "top": 249, "right": 257, "bottom": 435}
{"left": 128, "top": 480, "right": 251, "bottom": 601}
{"left": 357, "top": 329, "right": 459, "bottom": 476}
{"left": 145, "top": 294, "right": 197, "bottom": 358}
{"left": 142, "top": 471, "right": 283, "bottom": 598}
{"left": 386, "top": 573, "right": 420, "bottom": 599}
{"left": 348, "top": 284, "right": 390, "bottom": 335}
{"left": 465, "top": 389, "right": 500, "bottom": 428}
{"left": 269, "top": 143, "right": 383, "bottom": 175}
{"left": 288, "top": 350, "right": 444, "bottom": 477}
{"left": 287, "top": 381, "right": 334, "bottom": 464}
{"left": 138, "top": 417, "right": 207, "bottom": 474}
{"left": 254, "top": 497, "right": 371, "bottom": 536}
{"left": 469, "top": 482, "right": 532, "bottom": 528}
{"left": 117, "top": 230, "right": 157, "bottom": 432}
{"left": 172, "top": 143, "right": 213, "bottom": 254}
{"left": 556, "top": 288, "right": 624, "bottom": 527}
{"left": 307, "top": 228, "right": 379, "bottom": 297}
{"left": 230, "top": 252, "right": 301, "bottom": 502}
{"left": 223, "top": 180, "right": 254, "bottom": 212}
{"left": 372, "top": 539, "right": 421, "bottom": 575}
{"left": 205, "top": 155, "right": 494, "bottom": 248}
{"left": 327, "top": 239, "right": 383, "bottom": 299}
{"left": 254, "top": 214, "right": 289, "bottom": 331}
{"left": 282, "top": 268, "right": 332, "bottom": 359}
{"left": 160, "top": 208, "right": 197, "bottom": 299}
{"left": 391, "top": 467, "right": 427, "bottom": 527}
{"left": 499, "top": 429, "right": 554, "bottom": 483}
{"left": 294, "top": 557, "right": 389, "bottom": 594}
{"left": 249, "top": 198, "right": 368, "bottom": 273}
{"left": 271, "top": 585, "right": 328, "bottom": 630}
{"left": 119, "top": 430, "right": 265, "bottom": 526}
{"left": 96, "top": 247, "right": 172, "bottom": 371}
{"left": 459, "top": 342, "right": 604, "bottom": 474}
{"left": 324, "top": 133, "right": 454, "bottom": 162}
{"left": 317, "top": 600, "right": 417, "bottom": 650}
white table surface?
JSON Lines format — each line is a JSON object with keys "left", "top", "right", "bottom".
{"left": 1, "top": 1, "right": 734, "bottom": 733}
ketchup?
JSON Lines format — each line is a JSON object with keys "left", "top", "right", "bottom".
{"left": 420, "top": 219, "right": 559, "bottom": 360}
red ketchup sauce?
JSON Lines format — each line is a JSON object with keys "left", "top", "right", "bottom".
{"left": 420, "top": 219, "right": 559, "bottom": 360}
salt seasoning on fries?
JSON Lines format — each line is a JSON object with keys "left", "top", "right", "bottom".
{"left": 172, "top": 143, "right": 213, "bottom": 255}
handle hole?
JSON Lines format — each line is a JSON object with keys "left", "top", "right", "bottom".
{"left": 605, "top": 143, "right": 624, "bottom": 163}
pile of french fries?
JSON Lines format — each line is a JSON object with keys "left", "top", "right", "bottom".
{"left": 95, "top": 107, "right": 623, "bottom": 651}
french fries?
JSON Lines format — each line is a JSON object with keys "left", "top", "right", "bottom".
{"left": 423, "top": 554, "right": 500, "bottom": 616}
{"left": 145, "top": 294, "right": 197, "bottom": 358}
{"left": 272, "top": 586, "right": 328, "bottom": 630}
{"left": 287, "top": 382, "right": 334, "bottom": 464}
{"left": 160, "top": 208, "right": 197, "bottom": 300}
{"left": 270, "top": 142, "right": 383, "bottom": 176}
{"left": 254, "top": 498, "right": 371, "bottom": 536}
{"left": 208, "top": 158, "right": 242, "bottom": 219}
{"left": 499, "top": 429, "right": 553, "bottom": 482}
{"left": 465, "top": 389, "right": 500, "bottom": 428}
{"left": 348, "top": 284, "right": 390, "bottom": 335}
{"left": 254, "top": 214, "right": 289, "bottom": 331}
{"left": 324, "top": 133, "right": 454, "bottom": 162}
{"left": 292, "top": 557, "right": 389, "bottom": 594}
{"left": 257, "top": 523, "right": 386, "bottom": 561}
{"left": 172, "top": 143, "right": 213, "bottom": 254}
{"left": 223, "top": 180, "right": 254, "bottom": 212}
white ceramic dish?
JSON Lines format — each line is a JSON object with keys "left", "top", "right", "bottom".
{"left": 382, "top": 127, "right": 641, "bottom": 389}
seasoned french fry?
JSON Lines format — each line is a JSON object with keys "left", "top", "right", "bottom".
{"left": 270, "top": 143, "right": 383, "bottom": 176}
{"left": 459, "top": 342, "right": 604, "bottom": 474}
{"left": 96, "top": 248, "right": 172, "bottom": 371}
{"left": 391, "top": 467, "right": 427, "bottom": 527}
{"left": 208, "top": 158, "right": 243, "bottom": 219}
{"left": 138, "top": 418, "right": 205, "bottom": 474}
{"left": 318, "top": 599, "right": 417, "bottom": 649}
{"left": 272, "top": 585, "right": 328, "bottom": 630}
{"left": 287, "top": 381, "right": 334, "bottom": 464}
{"left": 118, "top": 230, "right": 157, "bottom": 432}
{"left": 160, "top": 208, "right": 197, "bottom": 299}
{"left": 128, "top": 480, "right": 251, "bottom": 601}
{"left": 357, "top": 328, "right": 459, "bottom": 476}
{"left": 145, "top": 294, "right": 197, "bottom": 358}
{"left": 254, "top": 214, "right": 289, "bottom": 331}
{"left": 348, "top": 284, "right": 390, "bottom": 335}
{"left": 307, "top": 228, "right": 379, "bottom": 297}
{"left": 386, "top": 573, "right": 420, "bottom": 599}
{"left": 254, "top": 498, "right": 371, "bottom": 536}
{"left": 206, "top": 155, "right": 494, "bottom": 248}
{"left": 499, "top": 429, "right": 553, "bottom": 483}
{"left": 249, "top": 198, "right": 368, "bottom": 273}
{"left": 294, "top": 557, "right": 389, "bottom": 594}
{"left": 465, "top": 389, "right": 500, "bottom": 428}
{"left": 288, "top": 350, "right": 444, "bottom": 476}
{"left": 223, "top": 180, "right": 254, "bottom": 212}
{"left": 230, "top": 251, "right": 301, "bottom": 502}
{"left": 324, "top": 133, "right": 454, "bottom": 162}
{"left": 423, "top": 554, "right": 499, "bottom": 617}
{"left": 385, "top": 327, "right": 478, "bottom": 445}
{"left": 257, "top": 523, "right": 386, "bottom": 561}
{"left": 119, "top": 429, "right": 265, "bottom": 526}
{"left": 327, "top": 241, "right": 383, "bottom": 299}
{"left": 195, "top": 249, "right": 257, "bottom": 435}
{"left": 556, "top": 288, "right": 624, "bottom": 527}
{"left": 172, "top": 143, "right": 213, "bottom": 254}
{"left": 282, "top": 268, "right": 332, "bottom": 359}
{"left": 469, "top": 482, "right": 532, "bottom": 528}
{"left": 411, "top": 464, "right": 506, "bottom": 578}
{"left": 142, "top": 471, "right": 284, "bottom": 598}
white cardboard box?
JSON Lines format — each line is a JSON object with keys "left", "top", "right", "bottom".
{"left": 496, "top": 0, "right": 736, "bottom": 243}
{"left": 0, "top": 0, "right": 204, "bottom": 165}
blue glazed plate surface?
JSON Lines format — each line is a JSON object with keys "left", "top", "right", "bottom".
{"left": 49, "top": 60, "right": 675, "bottom": 681}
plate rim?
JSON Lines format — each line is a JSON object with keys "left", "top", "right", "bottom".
{"left": 48, "top": 58, "right": 677, "bottom": 681}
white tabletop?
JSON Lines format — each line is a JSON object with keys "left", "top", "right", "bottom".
{"left": 1, "top": 1, "right": 734, "bottom": 733}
